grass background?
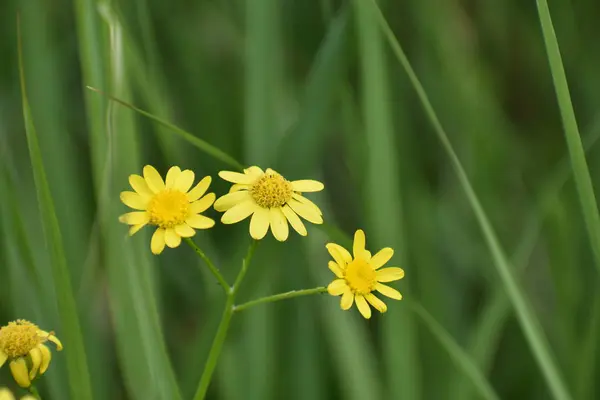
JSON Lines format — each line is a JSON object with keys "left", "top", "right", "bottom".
{"left": 1, "top": 0, "right": 599, "bottom": 399}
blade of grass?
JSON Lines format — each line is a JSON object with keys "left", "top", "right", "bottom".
{"left": 366, "top": 1, "right": 572, "bottom": 399}
{"left": 17, "top": 16, "right": 94, "bottom": 400}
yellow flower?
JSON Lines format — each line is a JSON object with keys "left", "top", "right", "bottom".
{"left": 214, "top": 166, "right": 324, "bottom": 241}
{"left": 326, "top": 230, "right": 404, "bottom": 319}
{"left": 0, "top": 388, "right": 36, "bottom": 400}
{"left": 0, "top": 320, "right": 63, "bottom": 388}
{"left": 119, "top": 165, "right": 216, "bottom": 254}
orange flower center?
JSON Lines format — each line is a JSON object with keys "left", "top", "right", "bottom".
{"left": 251, "top": 173, "right": 293, "bottom": 208}
{"left": 147, "top": 190, "right": 190, "bottom": 228}
{"left": 345, "top": 258, "right": 377, "bottom": 295}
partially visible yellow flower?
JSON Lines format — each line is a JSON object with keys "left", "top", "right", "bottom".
{"left": 214, "top": 166, "right": 324, "bottom": 241}
{"left": 119, "top": 165, "right": 216, "bottom": 254}
{"left": 0, "top": 320, "right": 63, "bottom": 388}
{"left": 326, "top": 230, "right": 404, "bottom": 319}
{"left": 0, "top": 388, "right": 36, "bottom": 400}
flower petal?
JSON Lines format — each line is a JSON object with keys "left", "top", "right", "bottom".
{"left": 164, "top": 228, "right": 182, "bottom": 248}
{"left": 292, "top": 193, "right": 323, "bottom": 215}
{"left": 175, "top": 224, "right": 196, "bottom": 238}
{"left": 325, "top": 244, "right": 348, "bottom": 269}
{"left": 38, "top": 344, "right": 52, "bottom": 374}
{"left": 186, "top": 214, "right": 215, "bottom": 229}
{"left": 10, "top": 358, "right": 30, "bottom": 388}
{"left": 287, "top": 199, "right": 323, "bottom": 224}
{"left": 291, "top": 180, "right": 324, "bottom": 192}
{"left": 221, "top": 200, "right": 256, "bottom": 224}
{"left": 355, "top": 295, "right": 372, "bottom": 319}
{"left": 353, "top": 229, "right": 366, "bottom": 258}
{"left": 187, "top": 176, "right": 212, "bottom": 201}
{"left": 47, "top": 334, "right": 63, "bottom": 350}
{"left": 370, "top": 248, "right": 394, "bottom": 270}
{"left": 376, "top": 267, "right": 405, "bottom": 282}
{"left": 190, "top": 193, "right": 216, "bottom": 214}
{"left": 218, "top": 170, "right": 256, "bottom": 184}
{"left": 365, "top": 293, "right": 387, "bottom": 313}
{"left": 0, "top": 388, "right": 15, "bottom": 400}
{"left": 281, "top": 205, "right": 307, "bottom": 236}
{"left": 28, "top": 347, "right": 42, "bottom": 380}
{"left": 143, "top": 165, "right": 165, "bottom": 193}
{"left": 129, "top": 174, "right": 153, "bottom": 198}
{"left": 326, "top": 243, "right": 352, "bottom": 266}
{"left": 120, "top": 191, "right": 148, "bottom": 210}
{"left": 0, "top": 349, "right": 7, "bottom": 368}
{"left": 174, "top": 169, "right": 195, "bottom": 193}
{"left": 229, "top": 184, "right": 250, "bottom": 193}
{"left": 129, "top": 224, "right": 146, "bottom": 236}
{"left": 340, "top": 290, "right": 354, "bottom": 310}
{"left": 327, "top": 279, "right": 349, "bottom": 296}
{"left": 165, "top": 166, "right": 181, "bottom": 189}
{"left": 244, "top": 166, "right": 264, "bottom": 178}
{"left": 118, "top": 211, "right": 150, "bottom": 225}
{"left": 151, "top": 229, "right": 166, "bottom": 255}
{"left": 214, "top": 191, "right": 252, "bottom": 212}
{"left": 328, "top": 261, "right": 344, "bottom": 278}
{"left": 375, "top": 283, "right": 402, "bottom": 300}
{"left": 269, "top": 208, "right": 289, "bottom": 242}
{"left": 249, "top": 207, "right": 270, "bottom": 240}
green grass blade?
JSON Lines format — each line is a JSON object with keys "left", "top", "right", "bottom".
{"left": 17, "top": 17, "right": 94, "bottom": 400}
{"left": 366, "top": 1, "right": 572, "bottom": 399}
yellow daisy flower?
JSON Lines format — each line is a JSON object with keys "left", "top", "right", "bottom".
{"left": 326, "top": 230, "right": 405, "bottom": 319}
{"left": 0, "top": 388, "right": 36, "bottom": 400}
{"left": 0, "top": 320, "right": 63, "bottom": 388}
{"left": 119, "top": 165, "right": 216, "bottom": 255}
{"left": 214, "top": 166, "right": 324, "bottom": 241}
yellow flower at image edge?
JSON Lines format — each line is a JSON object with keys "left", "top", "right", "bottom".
{"left": 0, "top": 388, "right": 36, "bottom": 400}
{"left": 119, "top": 165, "right": 216, "bottom": 254}
{"left": 214, "top": 166, "right": 324, "bottom": 241}
{"left": 0, "top": 320, "right": 63, "bottom": 388}
{"left": 326, "top": 230, "right": 405, "bottom": 319}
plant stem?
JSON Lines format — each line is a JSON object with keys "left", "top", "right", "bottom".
{"left": 185, "top": 238, "right": 230, "bottom": 293}
{"left": 234, "top": 287, "right": 328, "bottom": 313}
{"left": 28, "top": 385, "right": 41, "bottom": 400}
{"left": 232, "top": 240, "right": 258, "bottom": 294}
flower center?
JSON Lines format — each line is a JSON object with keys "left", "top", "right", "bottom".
{"left": 147, "top": 190, "right": 190, "bottom": 228}
{"left": 0, "top": 320, "right": 41, "bottom": 358}
{"left": 250, "top": 173, "right": 293, "bottom": 208}
{"left": 345, "top": 258, "right": 377, "bottom": 295}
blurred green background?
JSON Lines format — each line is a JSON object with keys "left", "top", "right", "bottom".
{"left": 1, "top": 0, "right": 599, "bottom": 399}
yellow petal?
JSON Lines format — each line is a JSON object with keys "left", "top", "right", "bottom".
{"left": 340, "top": 290, "right": 354, "bottom": 310}
{"left": 38, "top": 344, "right": 51, "bottom": 374}
{"left": 218, "top": 171, "right": 256, "bottom": 184}
{"left": 47, "top": 334, "right": 63, "bottom": 351}
{"left": 0, "top": 388, "right": 16, "bottom": 400}
{"left": 249, "top": 207, "right": 270, "bottom": 240}
{"left": 0, "top": 349, "right": 7, "bottom": 368}
{"left": 244, "top": 166, "right": 264, "bottom": 177}
{"left": 325, "top": 243, "right": 351, "bottom": 268}
{"left": 129, "top": 223, "right": 146, "bottom": 236}
{"left": 165, "top": 166, "right": 181, "bottom": 189}
{"left": 28, "top": 347, "right": 42, "bottom": 380}
{"left": 213, "top": 191, "right": 252, "bottom": 212}
{"left": 291, "top": 180, "right": 324, "bottom": 192}
{"left": 129, "top": 174, "right": 153, "bottom": 198}
{"left": 164, "top": 228, "right": 182, "bottom": 248}
{"left": 281, "top": 205, "right": 307, "bottom": 236}
{"left": 186, "top": 214, "right": 215, "bottom": 229}
{"left": 229, "top": 183, "right": 250, "bottom": 193}
{"left": 328, "top": 261, "right": 344, "bottom": 278}
{"left": 174, "top": 169, "right": 195, "bottom": 193}
{"left": 327, "top": 279, "right": 349, "bottom": 296}
{"left": 9, "top": 358, "right": 30, "bottom": 388}
{"left": 291, "top": 193, "right": 323, "bottom": 215}
{"left": 174, "top": 224, "right": 196, "bottom": 238}
{"left": 370, "top": 248, "right": 394, "bottom": 270}
{"left": 287, "top": 199, "right": 323, "bottom": 224}
{"left": 189, "top": 193, "right": 216, "bottom": 214}
{"left": 221, "top": 200, "right": 256, "bottom": 224}
{"left": 151, "top": 228, "right": 166, "bottom": 255}
{"left": 187, "top": 176, "right": 212, "bottom": 201}
{"left": 118, "top": 211, "right": 150, "bottom": 225}
{"left": 365, "top": 293, "right": 387, "bottom": 313}
{"left": 269, "top": 208, "right": 289, "bottom": 242}
{"left": 143, "top": 165, "right": 165, "bottom": 193}
{"left": 353, "top": 229, "right": 366, "bottom": 258}
{"left": 355, "top": 294, "right": 372, "bottom": 319}
{"left": 375, "top": 283, "right": 402, "bottom": 300}
{"left": 120, "top": 191, "right": 148, "bottom": 210}
{"left": 376, "top": 267, "right": 405, "bottom": 282}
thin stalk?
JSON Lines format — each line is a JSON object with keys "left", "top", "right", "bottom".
{"left": 232, "top": 240, "right": 258, "bottom": 294}
{"left": 28, "top": 385, "right": 41, "bottom": 400}
{"left": 234, "top": 287, "right": 328, "bottom": 313}
{"left": 185, "top": 238, "right": 230, "bottom": 293}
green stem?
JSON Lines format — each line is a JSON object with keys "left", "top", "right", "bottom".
{"left": 185, "top": 238, "right": 230, "bottom": 293}
{"left": 28, "top": 385, "right": 42, "bottom": 400}
{"left": 232, "top": 240, "right": 258, "bottom": 294}
{"left": 234, "top": 287, "right": 328, "bottom": 313}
